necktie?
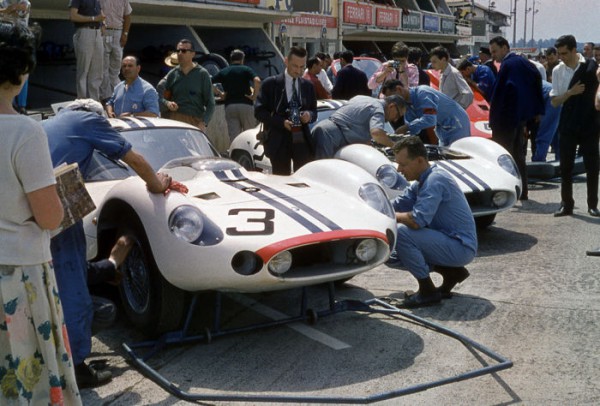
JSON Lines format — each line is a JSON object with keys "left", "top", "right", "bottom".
{"left": 292, "top": 78, "right": 299, "bottom": 104}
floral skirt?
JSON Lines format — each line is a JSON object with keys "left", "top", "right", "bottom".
{"left": 0, "top": 262, "right": 81, "bottom": 405}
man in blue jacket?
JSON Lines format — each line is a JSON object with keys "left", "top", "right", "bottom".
{"left": 488, "top": 36, "right": 545, "bottom": 201}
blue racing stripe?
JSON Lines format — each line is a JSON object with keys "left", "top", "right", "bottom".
{"left": 135, "top": 117, "right": 156, "bottom": 127}
{"left": 214, "top": 171, "right": 324, "bottom": 233}
{"left": 119, "top": 117, "right": 141, "bottom": 128}
{"left": 243, "top": 178, "right": 342, "bottom": 231}
{"left": 436, "top": 161, "right": 481, "bottom": 192}
{"left": 442, "top": 160, "right": 491, "bottom": 191}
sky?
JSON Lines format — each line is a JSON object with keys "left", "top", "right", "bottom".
{"left": 492, "top": 0, "right": 599, "bottom": 44}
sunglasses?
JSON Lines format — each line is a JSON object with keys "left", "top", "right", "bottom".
{"left": 177, "top": 49, "right": 193, "bottom": 54}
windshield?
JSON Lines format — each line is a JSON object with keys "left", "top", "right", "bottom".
{"left": 332, "top": 58, "right": 383, "bottom": 81}
{"left": 85, "top": 127, "right": 218, "bottom": 182}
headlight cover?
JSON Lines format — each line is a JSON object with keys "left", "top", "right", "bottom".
{"left": 376, "top": 164, "right": 409, "bottom": 191}
{"left": 498, "top": 154, "right": 520, "bottom": 180}
{"left": 492, "top": 191, "right": 509, "bottom": 208}
{"left": 359, "top": 183, "right": 395, "bottom": 219}
{"left": 168, "top": 205, "right": 204, "bottom": 243}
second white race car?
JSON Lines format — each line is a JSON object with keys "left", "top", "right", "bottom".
{"left": 229, "top": 100, "right": 522, "bottom": 228}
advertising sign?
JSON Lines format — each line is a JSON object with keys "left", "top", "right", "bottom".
{"left": 402, "top": 11, "right": 421, "bottom": 30}
{"left": 423, "top": 14, "right": 439, "bottom": 32}
{"left": 375, "top": 8, "right": 400, "bottom": 28}
{"left": 343, "top": 2, "right": 373, "bottom": 25}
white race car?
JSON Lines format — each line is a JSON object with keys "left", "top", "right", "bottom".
{"left": 229, "top": 101, "right": 522, "bottom": 228}
{"left": 82, "top": 117, "right": 396, "bottom": 335}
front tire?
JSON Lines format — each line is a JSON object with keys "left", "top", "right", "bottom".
{"left": 475, "top": 214, "right": 496, "bottom": 229}
{"left": 119, "top": 222, "right": 186, "bottom": 336}
{"left": 233, "top": 150, "right": 255, "bottom": 171}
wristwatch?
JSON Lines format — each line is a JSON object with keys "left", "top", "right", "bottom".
{"left": 123, "top": 31, "right": 128, "bottom": 36}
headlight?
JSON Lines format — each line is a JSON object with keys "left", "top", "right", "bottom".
{"left": 492, "top": 191, "right": 509, "bottom": 207}
{"left": 498, "top": 154, "right": 520, "bottom": 180}
{"left": 359, "top": 183, "right": 395, "bottom": 219}
{"left": 355, "top": 239, "right": 378, "bottom": 262}
{"left": 268, "top": 251, "right": 292, "bottom": 275}
{"left": 376, "top": 164, "right": 409, "bottom": 190}
{"left": 168, "top": 205, "right": 204, "bottom": 243}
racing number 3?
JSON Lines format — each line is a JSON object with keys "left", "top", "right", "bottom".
{"left": 226, "top": 208, "right": 275, "bottom": 235}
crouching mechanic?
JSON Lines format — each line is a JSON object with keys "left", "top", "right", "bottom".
{"left": 387, "top": 136, "right": 477, "bottom": 308}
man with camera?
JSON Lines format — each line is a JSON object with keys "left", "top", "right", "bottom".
{"left": 254, "top": 46, "right": 317, "bottom": 175}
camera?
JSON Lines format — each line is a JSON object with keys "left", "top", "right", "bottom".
{"left": 391, "top": 60, "right": 401, "bottom": 70}
{"left": 287, "top": 99, "right": 302, "bottom": 129}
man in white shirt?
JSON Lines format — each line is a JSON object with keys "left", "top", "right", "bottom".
{"left": 549, "top": 35, "right": 600, "bottom": 217}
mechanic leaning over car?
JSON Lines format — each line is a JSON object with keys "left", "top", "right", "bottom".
{"left": 381, "top": 79, "right": 471, "bottom": 146}
{"left": 42, "top": 99, "right": 171, "bottom": 388}
{"left": 386, "top": 136, "right": 478, "bottom": 308}
{"left": 254, "top": 45, "right": 317, "bottom": 175}
{"left": 310, "top": 94, "right": 400, "bottom": 159}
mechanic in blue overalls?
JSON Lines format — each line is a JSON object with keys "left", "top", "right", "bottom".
{"left": 387, "top": 136, "right": 478, "bottom": 308}
{"left": 310, "top": 95, "right": 400, "bottom": 159}
{"left": 42, "top": 99, "right": 171, "bottom": 388}
{"left": 381, "top": 79, "right": 471, "bottom": 146}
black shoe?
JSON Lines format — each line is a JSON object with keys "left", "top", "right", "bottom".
{"left": 434, "top": 266, "right": 470, "bottom": 298}
{"left": 554, "top": 206, "right": 573, "bottom": 217}
{"left": 587, "top": 248, "right": 600, "bottom": 256}
{"left": 588, "top": 208, "right": 600, "bottom": 217}
{"left": 397, "top": 290, "right": 441, "bottom": 308}
{"left": 75, "top": 362, "right": 112, "bottom": 389}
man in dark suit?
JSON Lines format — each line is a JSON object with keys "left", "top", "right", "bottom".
{"left": 255, "top": 46, "right": 317, "bottom": 175}
{"left": 331, "top": 50, "right": 370, "bottom": 100}
{"left": 488, "top": 36, "right": 544, "bottom": 201}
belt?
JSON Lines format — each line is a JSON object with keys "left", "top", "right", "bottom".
{"left": 104, "top": 27, "right": 122, "bottom": 30}
{"left": 76, "top": 23, "right": 102, "bottom": 29}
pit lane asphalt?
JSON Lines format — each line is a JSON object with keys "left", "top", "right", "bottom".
{"left": 82, "top": 172, "right": 600, "bottom": 405}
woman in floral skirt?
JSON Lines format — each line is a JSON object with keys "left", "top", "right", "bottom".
{"left": 0, "top": 19, "right": 81, "bottom": 405}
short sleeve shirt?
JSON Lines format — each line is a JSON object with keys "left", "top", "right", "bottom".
{"left": 42, "top": 110, "right": 132, "bottom": 177}
{"left": 68, "top": 0, "right": 100, "bottom": 17}
{"left": 212, "top": 64, "right": 258, "bottom": 106}
{"left": 107, "top": 77, "right": 160, "bottom": 116}
{"left": 99, "top": 0, "right": 132, "bottom": 29}
{"left": 0, "top": 116, "right": 56, "bottom": 264}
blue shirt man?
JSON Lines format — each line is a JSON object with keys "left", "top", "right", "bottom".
{"left": 382, "top": 81, "right": 471, "bottom": 146}
{"left": 43, "top": 99, "right": 170, "bottom": 387}
{"left": 387, "top": 136, "right": 477, "bottom": 308}
{"left": 457, "top": 59, "right": 496, "bottom": 102}
{"left": 106, "top": 55, "right": 159, "bottom": 118}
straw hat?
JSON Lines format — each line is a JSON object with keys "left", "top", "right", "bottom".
{"left": 164, "top": 52, "right": 179, "bottom": 68}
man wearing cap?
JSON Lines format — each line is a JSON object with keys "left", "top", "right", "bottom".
{"left": 99, "top": 0, "right": 132, "bottom": 102}
{"left": 381, "top": 80, "right": 471, "bottom": 146}
{"left": 310, "top": 95, "right": 400, "bottom": 159}
{"left": 479, "top": 46, "right": 498, "bottom": 76}
{"left": 42, "top": 99, "right": 172, "bottom": 388}
{"left": 386, "top": 135, "right": 477, "bottom": 308}
{"left": 105, "top": 55, "right": 159, "bottom": 117}
{"left": 159, "top": 39, "right": 215, "bottom": 132}
{"left": 69, "top": 0, "right": 106, "bottom": 100}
